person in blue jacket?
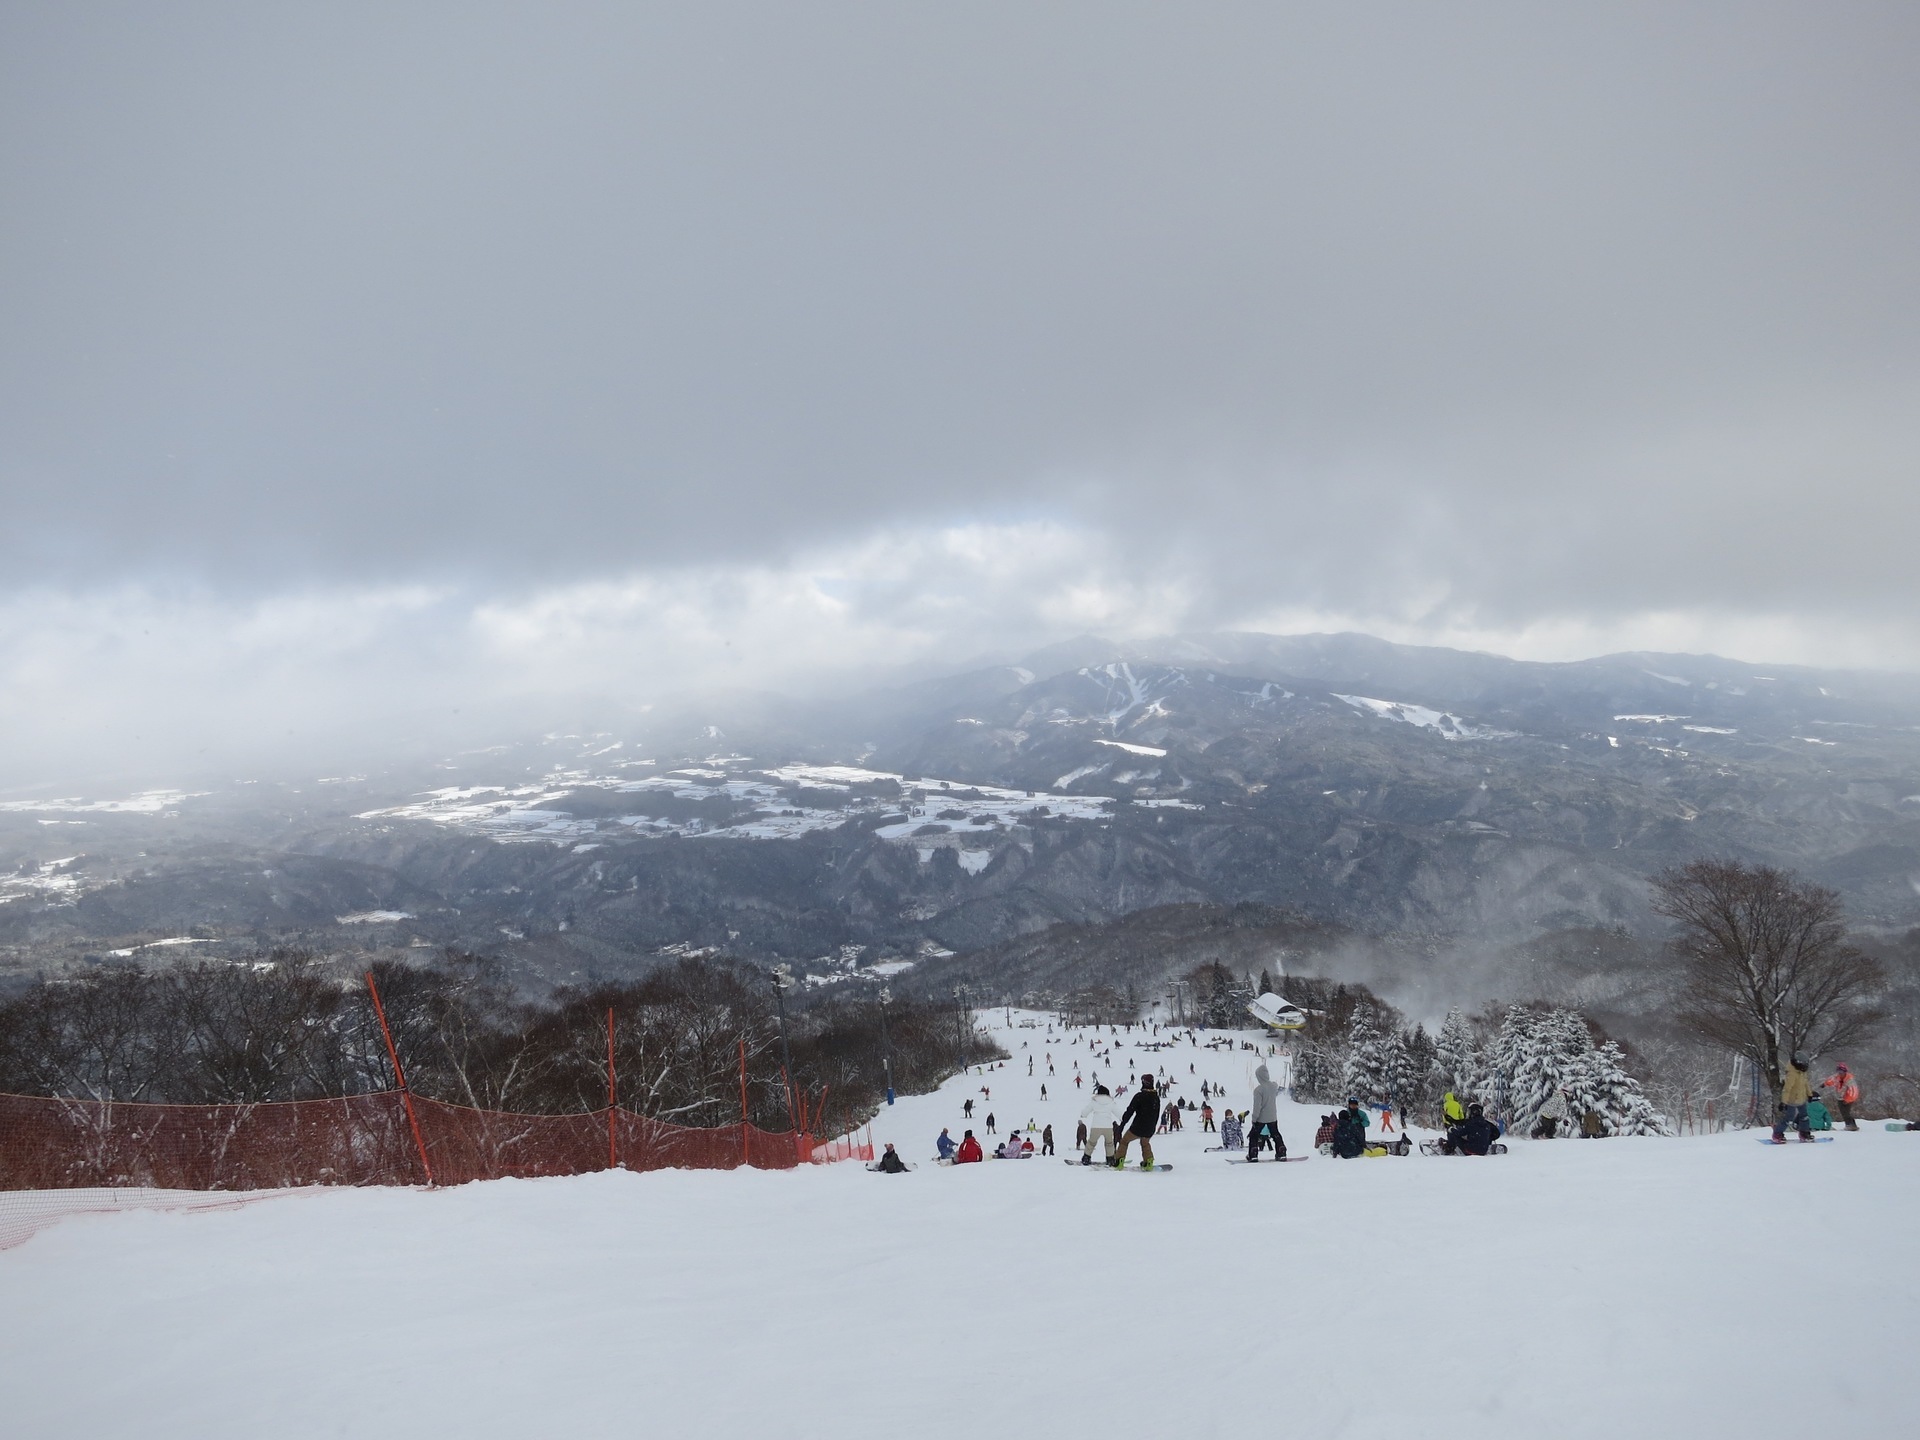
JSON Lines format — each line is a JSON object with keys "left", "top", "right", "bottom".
{"left": 935, "top": 1128, "right": 957, "bottom": 1161}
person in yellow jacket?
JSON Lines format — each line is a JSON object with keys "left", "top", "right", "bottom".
{"left": 1771, "top": 1052, "right": 1815, "bottom": 1143}
{"left": 1443, "top": 1091, "right": 1466, "bottom": 1126}
{"left": 1821, "top": 1063, "right": 1862, "bottom": 1131}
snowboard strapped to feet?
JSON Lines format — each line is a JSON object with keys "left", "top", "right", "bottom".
{"left": 1418, "top": 1139, "right": 1509, "bottom": 1156}
{"left": 1224, "top": 1154, "right": 1308, "bottom": 1164}
{"left": 1066, "top": 1159, "right": 1173, "bottom": 1171}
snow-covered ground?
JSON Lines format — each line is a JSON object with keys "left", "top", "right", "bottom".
{"left": 358, "top": 759, "right": 1115, "bottom": 848}
{"left": 2, "top": 1012, "right": 1916, "bottom": 1440}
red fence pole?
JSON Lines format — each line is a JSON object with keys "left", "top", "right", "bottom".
{"left": 607, "top": 1006, "right": 618, "bottom": 1171}
{"left": 365, "top": 971, "right": 435, "bottom": 1187}
{"left": 738, "top": 1038, "right": 750, "bottom": 1167}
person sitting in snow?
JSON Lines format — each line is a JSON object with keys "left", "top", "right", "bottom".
{"left": 953, "top": 1130, "right": 984, "bottom": 1164}
{"left": 1330, "top": 1098, "right": 1369, "bottom": 1159}
{"left": 875, "top": 1143, "right": 909, "bottom": 1173}
{"left": 1219, "top": 1109, "right": 1244, "bottom": 1152}
{"left": 936, "top": 1128, "right": 957, "bottom": 1162}
{"left": 1444, "top": 1102, "right": 1500, "bottom": 1155}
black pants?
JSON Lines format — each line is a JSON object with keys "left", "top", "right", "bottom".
{"left": 1248, "top": 1120, "right": 1285, "bottom": 1159}
{"left": 1836, "top": 1099, "right": 1857, "bottom": 1129}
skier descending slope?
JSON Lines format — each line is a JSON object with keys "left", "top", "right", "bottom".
{"left": 1113, "top": 1076, "right": 1160, "bottom": 1169}
{"left": 1245, "top": 1063, "right": 1287, "bottom": 1161}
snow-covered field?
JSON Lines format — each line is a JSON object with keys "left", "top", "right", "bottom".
{"left": 3, "top": 1013, "right": 1916, "bottom": 1440}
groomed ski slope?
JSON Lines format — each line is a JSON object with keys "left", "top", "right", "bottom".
{"left": 2, "top": 1011, "right": 1916, "bottom": 1440}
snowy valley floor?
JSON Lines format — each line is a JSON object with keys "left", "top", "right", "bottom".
{"left": 3, "top": 1014, "right": 1917, "bottom": 1440}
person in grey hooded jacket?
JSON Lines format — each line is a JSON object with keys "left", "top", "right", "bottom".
{"left": 1246, "top": 1063, "right": 1287, "bottom": 1160}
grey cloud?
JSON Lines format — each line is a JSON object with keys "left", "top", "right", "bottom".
{"left": 2, "top": 3, "right": 1917, "bottom": 648}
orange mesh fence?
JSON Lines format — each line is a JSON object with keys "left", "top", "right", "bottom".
{"left": 0, "top": 1089, "right": 831, "bottom": 1196}
{"left": 810, "top": 1129, "right": 876, "bottom": 1165}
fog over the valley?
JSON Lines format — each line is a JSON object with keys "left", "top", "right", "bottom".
{"left": 3, "top": 4, "right": 1918, "bottom": 784}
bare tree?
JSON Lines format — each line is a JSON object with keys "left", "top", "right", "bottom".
{"left": 1652, "top": 859, "right": 1885, "bottom": 1101}
{"left": 0, "top": 967, "right": 166, "bottom": 1101}
{"left": 160, "top": 952, "right": 347, "bottom": 1103}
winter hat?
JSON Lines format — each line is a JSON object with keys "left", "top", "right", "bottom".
{"left": 1791, "top": 1052, "right": 1808, "bottom": 1069}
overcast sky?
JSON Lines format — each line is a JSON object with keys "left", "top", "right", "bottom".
{"left": 3, "top": 3, "right": 1917, "bottom": 782}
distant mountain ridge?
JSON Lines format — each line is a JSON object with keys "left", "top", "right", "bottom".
{"left": 4, "top": 632, "right": 1917, "bottom": 1011}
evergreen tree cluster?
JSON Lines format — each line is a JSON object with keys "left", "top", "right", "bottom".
{"left": 1474, "top": 1005, "right": 1670, "bottom": 1137}
{"left": 1297, "top": 996, "right": 1669, "bottom": 1136}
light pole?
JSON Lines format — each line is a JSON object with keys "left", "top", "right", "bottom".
{"left": 771, "top": 962, "right": 797, "bottom": 1130}
{"left": 954, "top": 984, "right": 970, "bottom": 1070}
{"left": 879, "top": 985, "right": 895, "bottom": 1106}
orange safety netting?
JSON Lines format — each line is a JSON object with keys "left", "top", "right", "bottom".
{"left": 0, "top": 1089, "right": 868, "bottom": 1194}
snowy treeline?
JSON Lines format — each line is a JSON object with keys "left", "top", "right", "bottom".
{"left": 1295, "top": 1000, "right": 1669, "bottom": 1136}
{"left": 0, "top": 950, "right": 1001, "bottom": 1135}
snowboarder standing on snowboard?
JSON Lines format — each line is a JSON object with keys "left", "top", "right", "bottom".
{"left": 1078, "top": 1085, "right": 1118, "bottom": 1165}
{"left": 1113, "top": 1075, "right": 1160, "bottom": 1169}
{"left": 1821, "top": 1063, "right": 1861, "bottom": 1131}
{"left": 1245, "top": 1063, "right": 1286, "bottom": 1161}
{"left": 1772, "top": 1053, "right": 1816, "bottom": 1143}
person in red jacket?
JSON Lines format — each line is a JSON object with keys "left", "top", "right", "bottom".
{"left": 1821, "top": 1063, "right": 1862, "bottom": 1131}
{"left": 953, "top": 1130, "right": 984, "bottom": 1164}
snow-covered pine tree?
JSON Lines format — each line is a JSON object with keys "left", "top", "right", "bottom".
{"left": 1393, "top": 1023, "right": 1439, "bottom": 1124}
{"left": 1258, "top": 967, "right": 1274, "bottom": 997}
{"left": 1434, "top": 1006, "right": 1478, "bottom": 1102}
{"left": 1291, "top": 1042, "right": 1340, "bottom": 1103}
{"left": 1340, "top": 1008, "right": 1391, "bottom": 1106}
{"left": 1203, "top": 964, "right": 1238, "bottom": 1028}
{"left": 1578, "top": 1040, "right": 1672, "bottom": 1136}
{"left": 1484, "top": 1005, "right": 1534, "bottom": 1130}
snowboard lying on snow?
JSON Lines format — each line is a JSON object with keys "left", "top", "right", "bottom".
{"left": 1758, "top": 1136, "right": 1834, "bottom": 1144}
{"left": 1223, "top": 1154, "right": 1308, "bottom": 1164}
{"left": 1418, "top": 1140, "right": 1510, "bottom": 1156}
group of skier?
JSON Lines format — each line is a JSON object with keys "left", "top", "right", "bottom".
{"left": 887, "top": 1019, "right": 1883, "bottom": 1176}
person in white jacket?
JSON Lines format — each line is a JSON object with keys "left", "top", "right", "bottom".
{"left": 1078, "top": 1084, "right": 1118, "bottom": 1165}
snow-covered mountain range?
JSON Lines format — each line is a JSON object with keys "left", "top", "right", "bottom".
{"left": 4, "top": 631, "right": 1918, "bottom": 1022}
